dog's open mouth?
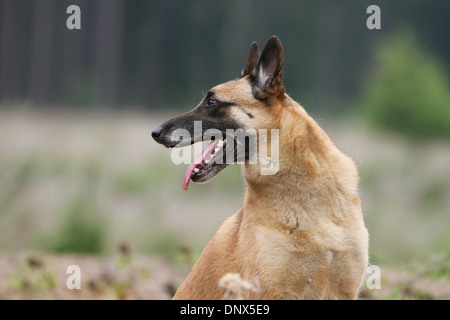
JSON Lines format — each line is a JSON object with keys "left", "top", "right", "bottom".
{"left": 182, "top": 138, "right": 229, "bottom": 190}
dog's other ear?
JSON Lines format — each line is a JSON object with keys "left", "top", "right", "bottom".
{"left": 242, "top": 42, "right": 260, "bottom": 77}
{"left": 251, "top": 36, "right": 285, "bottom": 99}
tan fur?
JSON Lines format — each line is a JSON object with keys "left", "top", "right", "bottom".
{"left": 169, "top": 38, "right": 368, "bottom": 299}
{"left": 173, "top": 76, "right": 368, "bottom": 300}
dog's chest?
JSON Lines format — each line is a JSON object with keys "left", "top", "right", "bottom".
{"left": 249, "top": 225, "right": 343, "bottom": 298}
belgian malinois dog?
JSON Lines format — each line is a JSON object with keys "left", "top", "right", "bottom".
{"left": 152, "top": 36, "right": 368, "bottom": 299}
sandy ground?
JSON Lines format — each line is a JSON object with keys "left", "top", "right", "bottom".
{"left": 0, "top": 253, "right": 448, "bottom": 300}
{"left": 0, "top": 252, "right": 187, "bottom": 300}
{"left": 360, "top": 268, "right": 450, "bottom": 300}
{"left": 0, "top": 110, "right": 449, "bottom": 300}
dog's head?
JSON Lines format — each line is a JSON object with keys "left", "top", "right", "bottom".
{"left": 152, "top": 36, "right": 286, "bottom": 189}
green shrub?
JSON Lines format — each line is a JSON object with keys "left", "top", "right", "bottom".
{"left": 48, "top": 198, "right": 106, "bottom": 254}
{"left": 67, "top": 71, "right": 96, "bottom": 107}
{"left": 359, "top": 30, "right": 450, "bottom": 139}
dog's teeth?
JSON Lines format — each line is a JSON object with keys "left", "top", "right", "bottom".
{"left": 214, "top": 147, "right": 220, "bottom": 153}
{"left": 218, "top": 140, "right": 224, "bottom": 147}
{"left": 193, "top": 168, "right": 199, "bottom": 173}
{"left": 206, "top": 155, "right": 214, "bottom": 163}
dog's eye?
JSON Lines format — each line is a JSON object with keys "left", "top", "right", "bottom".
{"left": 206, "top": 98, "right": 217, "bottom": 106}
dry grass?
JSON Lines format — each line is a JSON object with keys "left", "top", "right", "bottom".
{"left": 0, "top": 251, "right": 185, "bottom": 300}
{"left": 0, "top": 252, "right": 448, "bottom": 300}
{"left": 0, "top": 107, "right": 449, "bottom": 299}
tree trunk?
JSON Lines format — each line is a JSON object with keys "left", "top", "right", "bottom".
{"left": 28, "top": 0, "right": 56, "bottom": 105}
{"left": 94, "top": 0, "right": 124, "bottom": 108}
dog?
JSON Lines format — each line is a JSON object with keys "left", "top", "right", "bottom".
{"left": 152, "top": 36, "right": 369, "bottom": 299}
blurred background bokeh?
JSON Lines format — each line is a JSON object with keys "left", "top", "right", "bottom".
{"left": 0, "top": 0, "right": 449, "bottom": 299}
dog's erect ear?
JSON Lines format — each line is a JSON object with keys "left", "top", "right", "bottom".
{"left": 251, "top": 36, "right": 285, "bottom": 99}
{"left": 242, "top": 42, "right": 260, "bottom": 77}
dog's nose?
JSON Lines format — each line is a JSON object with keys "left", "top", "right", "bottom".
{"left": 151, "top": 126, "right": 163, "bottom": 140}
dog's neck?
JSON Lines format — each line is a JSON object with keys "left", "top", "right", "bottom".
{"left": 241, "top": 98, "right": 359, "bottom": 231}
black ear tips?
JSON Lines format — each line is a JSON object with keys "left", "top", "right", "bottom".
{"left": 250, "top": 41, "right": 259, "bottom": 51}
{"left": 257, "top": 36, "right": 284, "bottom": 79}
{"left": 249, "top": 36, "right": 285, "bottom": 99}
{"left": 248, "top": 41, "right": 260, "bottom": 59}
{"left": 267, "top": 35, "right": 281, "bottom": 45}
{"left": 262, "top": 36, "right": 284, "bottom": 58}
{"left": 242, "top": 41, "right": 261, "bottom": 77}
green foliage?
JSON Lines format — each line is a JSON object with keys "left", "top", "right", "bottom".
{"left": 385, "top": 284, "right": 433, "bottom": 300}
{"left": 113, "top": 159, "right": 176, "bottom": 194}
{"left": 420, "top": 179, "right": 447, "bottom": 213}
{"left": 9, "top": 257, "right": 57, "bottom": 293}
{"left": 144, "top": 228, "right": 182, "bottom": 259}
{"left": 415, "top": 251, "right": 450, "bottom": 281}
{"left": 67, "top": 72, "right": 96, "bottom": 107}
{"left": 48, "top": 198, "right": 106, "bottom": 254}
{"left": 359, "top": 30, "right": 450, "bottom": 139}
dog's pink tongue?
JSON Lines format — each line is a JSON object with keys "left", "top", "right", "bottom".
{"left": 183, "top": 139, "right": 219, "bottom": 190}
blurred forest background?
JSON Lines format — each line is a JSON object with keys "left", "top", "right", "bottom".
{"left": 1, "top": 0, "right": 449, "bottom": 112}
{"left": 0, "top": 0, "right": 449, "bottom": 299}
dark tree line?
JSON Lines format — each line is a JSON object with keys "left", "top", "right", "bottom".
{"left": 0, "top": 0, "right": 449, "bottom": 111}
